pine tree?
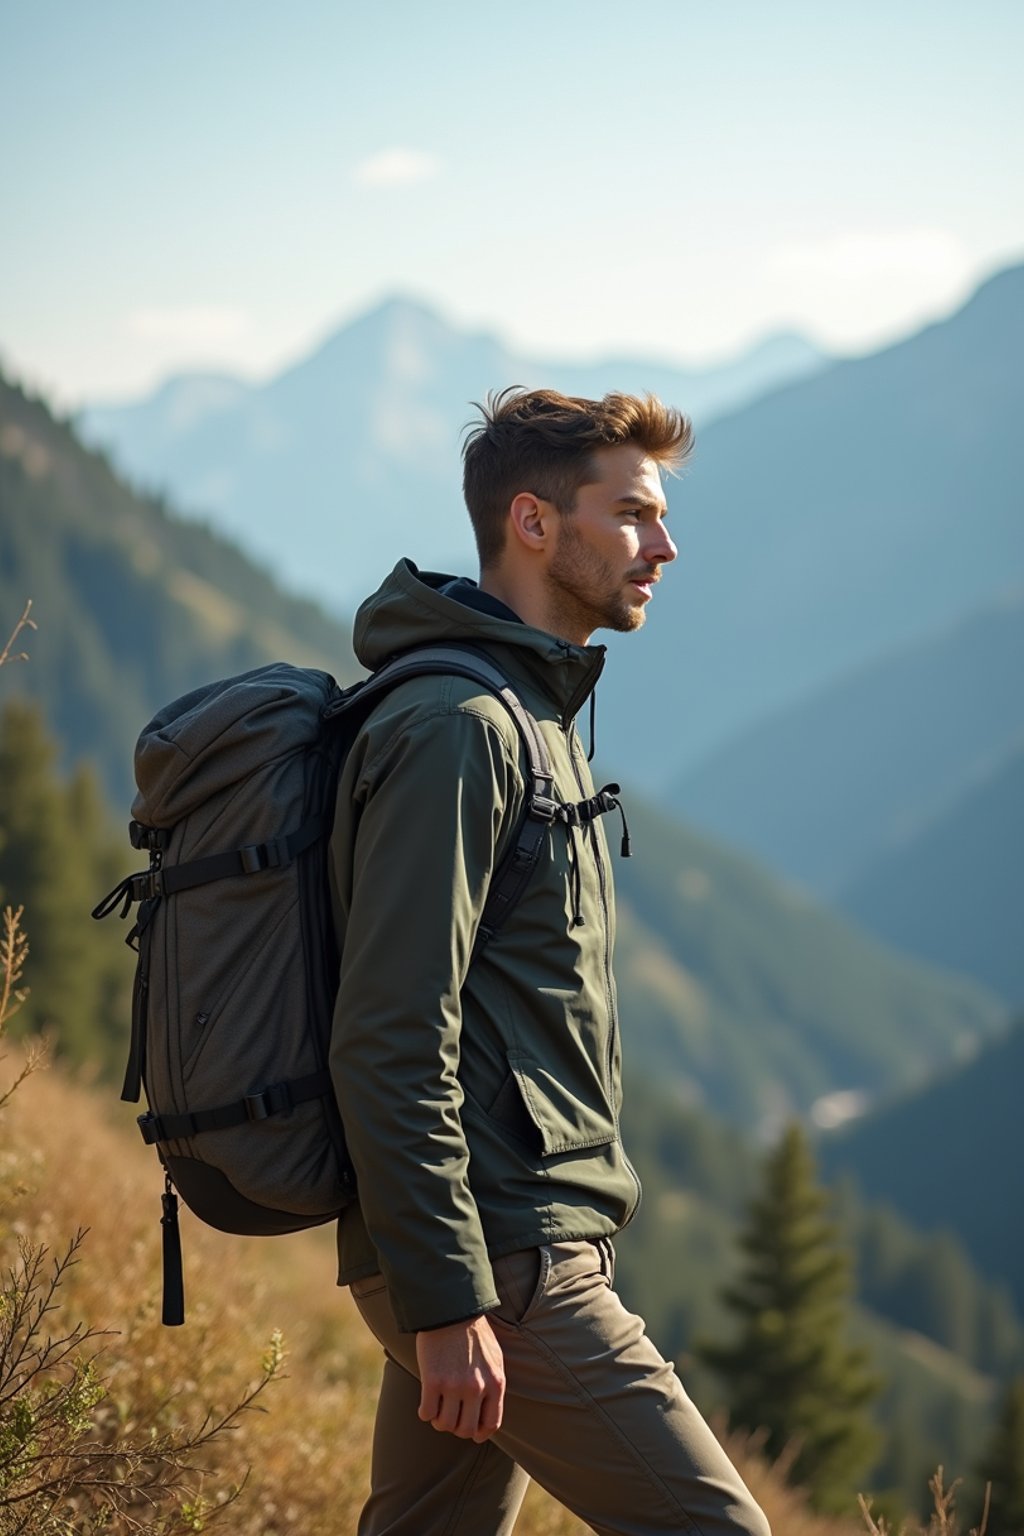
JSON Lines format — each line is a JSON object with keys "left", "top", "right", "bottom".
{"left": 698, "top": 1122, "right": 880, "bottom": 1509}
{"left": 0, "top": 699, "right": 127, "bottom": 1063}
{"left": 977, "top": 1375, "right": 1024, "bottom": 1535}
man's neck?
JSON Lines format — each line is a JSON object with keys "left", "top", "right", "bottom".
{"left": 478, "top": 569, "right": 592, "bottom": 647}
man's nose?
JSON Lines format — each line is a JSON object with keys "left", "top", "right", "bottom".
{"left": 644, "top": 523, "right": 677, "bottom": 567}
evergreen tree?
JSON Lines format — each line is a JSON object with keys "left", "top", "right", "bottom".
{"left": 977, "top": 1375, "right": 1024, "bottom": 1535}
{"left": 0, "top": 699, "right": 130, "bottom": 1065}
{"left": 698, "top": 1122, "right": 880, "bottom": 1509}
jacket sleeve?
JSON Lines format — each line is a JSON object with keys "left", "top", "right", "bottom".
{"left": 329, "top": 705, "right": 525, "bottom": 1332}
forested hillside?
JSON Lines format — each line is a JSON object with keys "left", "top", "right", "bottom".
{"left": 819, "top": 1017, "right": 1024, "bottom": 1313}
{"left": 0, "top": 369, "right": 359, "bottom": 804}
{"left": 611, "top": 793, "right": 1005, "bottom": 1126}
{"left": 839, "top": 743, "right": 1024, "bottom": 1004}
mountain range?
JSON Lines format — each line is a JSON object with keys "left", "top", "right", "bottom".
{"left": 670, "top": 587, "right": 1024, "bottom": 896}
{"left": 0, "top": 366, "right": 1007, "bottom": 1134}
{"left": 76, "top": 265, "right": 1024, "bottom": 799}
{"left": 77, "top": 299, "right": 826, "bottom": 614}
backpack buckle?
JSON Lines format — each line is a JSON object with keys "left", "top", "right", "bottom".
{"left": 129, "top": 871, "right": 163, "bottom": 902}
{"left": 530, "top": 795, "right": 560, "bottom": 824}
{"left": 244, "top": 1082, "right": 292, "bottom": 1121}
{"left": 138, "top": 1111, "right": 163, "bottom": 1145}
{"left": 239, "top": 837, "right": 290, "bottom": 875}
{"left": 130, "top": 821, "right": 170, "bottom": 851}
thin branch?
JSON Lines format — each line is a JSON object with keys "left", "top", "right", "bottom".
{"left": 0, "top": 599, "right": 36, "bottom": 669}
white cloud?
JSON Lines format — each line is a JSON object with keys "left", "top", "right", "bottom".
{"left": 125, "top": 306, "right": 251, "bottom": 345}
{"left": 762, "top": 228, "right": 975, "bottom": 351}
{"left": 769, "top": 228, "right": 969, "bottom": 285}
{"left": 352, "top": 148, "right": 440, "bottom": 188}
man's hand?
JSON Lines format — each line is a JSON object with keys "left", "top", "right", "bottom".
{"left": 416, "top": 1314, "right": 506, "bottom": 1442}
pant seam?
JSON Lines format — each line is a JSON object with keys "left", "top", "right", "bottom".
{"left": 440, "top": 1440, "right": 503, "bottom": 1536}
{"left": 515, "top": 1325, "right": 707, "bottom": 1536}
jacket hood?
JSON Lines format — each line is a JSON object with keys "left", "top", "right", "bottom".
{"left": 354, "top": 559, "right": 606, "bottom": 722}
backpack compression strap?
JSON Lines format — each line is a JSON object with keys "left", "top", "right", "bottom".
{"left": 325, "top": 643, "right": 559, "bottom": 955}
{"left": 93, "top": 814, "right": 326, "bottom": 912}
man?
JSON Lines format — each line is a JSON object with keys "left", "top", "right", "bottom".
{"left": 328, "top": 388, "right": 770, "bottom": 1536}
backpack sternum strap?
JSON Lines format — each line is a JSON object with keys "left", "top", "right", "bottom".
{"left": 137, "top": 1069, "right": 333, "bottom": 1145}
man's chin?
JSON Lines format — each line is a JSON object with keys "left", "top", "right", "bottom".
{"left": 605, "top": 603, "right": 646, "bottom": 635}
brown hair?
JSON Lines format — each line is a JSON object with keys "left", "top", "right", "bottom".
{"left": 461, "top": 386, "right": 693, "bottom": 569}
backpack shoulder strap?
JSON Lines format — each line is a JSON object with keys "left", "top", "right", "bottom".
{"left": 326, "top": 643, "right": 558, "bottom": 955}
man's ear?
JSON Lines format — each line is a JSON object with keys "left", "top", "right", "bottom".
{"left": 508, "top": 492, "right": 554, "bottom": 553}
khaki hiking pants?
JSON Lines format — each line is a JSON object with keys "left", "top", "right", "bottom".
{"left": 350, "top": 1238, "right": 771, "bottom": 1536}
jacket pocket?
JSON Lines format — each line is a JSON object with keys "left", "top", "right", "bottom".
{"left": 505, "top": 1050, "right": 617, "bottom": 1156}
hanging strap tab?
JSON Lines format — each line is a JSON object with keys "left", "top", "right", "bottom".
{"left": 160, "top": 1173, "right": 185, "bottom": 1327}
{"left": 137, "top": 1069, "right": 333, "bottom": 1145}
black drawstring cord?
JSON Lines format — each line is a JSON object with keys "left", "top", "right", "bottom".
{"left": 587, "top": 691, "right": 596, "bottom": 763}
{"left": 561, "top": 783, "right": 633, "bottom": 859}
{"left": 564, "top": 817, "right": 586, "bottom": 926}
{"left": 595, "top": 783, "right": 632, "bottom": 859}
{"left": 556, "top": 780, "right": 633, "bottom": 928}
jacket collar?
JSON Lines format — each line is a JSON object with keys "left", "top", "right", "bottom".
{"left": 354, "top": 559, "right": 606, "bottom": 725}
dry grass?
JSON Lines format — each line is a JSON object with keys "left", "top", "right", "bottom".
{"left": 859, "top": 1467, "right": 989, "bottom": 1535}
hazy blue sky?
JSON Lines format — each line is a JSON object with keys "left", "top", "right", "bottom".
{"left": 3, "top": 0, "right": 1022, "bottom": 402}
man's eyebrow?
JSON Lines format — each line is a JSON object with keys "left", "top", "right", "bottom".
{"left": 614, "top": 495, "right": 669, "bottom": 513}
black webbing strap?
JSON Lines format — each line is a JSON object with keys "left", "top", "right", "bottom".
{"left": 120, "top": 897, "right": 159, "bottom": 1104}
{"left": 127, "top": 813, "right": 324, "bottom": 902}
{"left": 326, "top": 645, "right": 552, "bottom": 785}
{"left": 137, "top": 1069, "right": 332, "bottom": 1145}
{"left": 160, "top": 1172, "right": 185, "bottom": 1326}
{"left": 327, "top": 644, "right": 559, "bottom": 955}
{"left": 473, "top": 812, "right": 551, "bottom": 956}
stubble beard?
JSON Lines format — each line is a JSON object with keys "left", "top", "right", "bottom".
{"left": 545, "top": 517, "right": 646, "bottom": 639}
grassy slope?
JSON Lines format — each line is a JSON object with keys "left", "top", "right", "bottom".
{"left": 2, "top": 1057, "right": 866, "bottom": 1536}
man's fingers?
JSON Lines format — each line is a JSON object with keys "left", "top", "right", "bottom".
{"left": 415, "top": 1315, "right": 506, "bottom": 1439}
{"left": 472, "top": 1383, "right": 504, "bottom": 1443}
{"left": 429, "top": 1390, "right": 463, "bottom": 1435}
{"left": 427, "top": 1382, "right": 487, "bottom": 1438}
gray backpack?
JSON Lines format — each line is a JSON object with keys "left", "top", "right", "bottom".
{"left": 93, "top": 646, "right": 564, "bottom": 1324}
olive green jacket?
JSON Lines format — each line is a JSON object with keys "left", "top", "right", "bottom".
{"left": 328, "top": 559, "right": 641, "bottom": 1332}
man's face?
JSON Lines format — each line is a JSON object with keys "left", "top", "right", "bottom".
{"left": 544, "top": 443, "right": 677, "bottom": 642}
